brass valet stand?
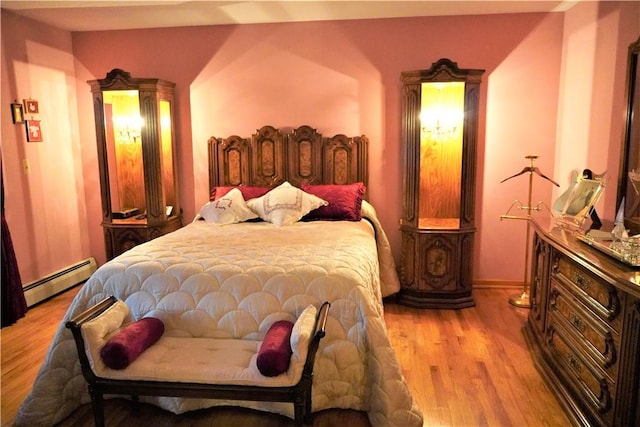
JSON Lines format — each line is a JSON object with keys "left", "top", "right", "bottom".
{"left": 500, "top": 155, "right": 558, "bottom": 308}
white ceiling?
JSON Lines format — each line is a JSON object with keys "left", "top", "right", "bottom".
{"left": 1, "top": 1, "right": 580, "bottom": 32}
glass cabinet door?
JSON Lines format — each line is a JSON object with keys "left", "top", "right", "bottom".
{"left": 103, "top": 90, "right": 145, "bottom": 214}
{"left": 418, "top": 82, "right": 465, "bottom": 229}
{"left": 89, "top": 69, "right": 181, "bottom": 259}
{"left": 159, "top": 99, "right": 177, "bottom": 215}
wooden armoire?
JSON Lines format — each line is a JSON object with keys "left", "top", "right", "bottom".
{"left": 397, "top": 59, "right": 484, "bottom": 309}
{"left": 88, "top": 69, "right": 182, "bottom": 260}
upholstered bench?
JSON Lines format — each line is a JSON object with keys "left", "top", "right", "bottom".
{"left": 66, "top": 296, "right": 330, "bottom": 427}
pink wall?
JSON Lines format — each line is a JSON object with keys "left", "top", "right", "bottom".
{"left": 555, "top": 1, "right": 639, "bottom": 221}
{"left": 72, "top": 13, "right": 568, "bottom": 281}
{"left": 1, "top": 10, "right": 90, "bottom": 284}
{"left": 2, "top": 2, "right": 638, "bottom": 288}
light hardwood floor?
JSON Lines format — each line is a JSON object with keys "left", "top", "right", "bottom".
{"left": 1, "top": 286, "right": 569, "bottom": 426}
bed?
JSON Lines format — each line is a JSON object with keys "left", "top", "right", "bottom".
{"left": 16, "top": 125, "right": 423, "bottom": 426}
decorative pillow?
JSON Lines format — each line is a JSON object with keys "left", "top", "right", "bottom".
{"left": 246, "top": 182, "right": 328, "bottom": 227}
{"left": 199, "top": 188, "right": 259, "bottom": 224}
{"left": 288, "top": 304, "right": 318, "bottom": 377}
{"left": 80, "top": 299, "right": 131, "bottom": 371}
{"left": 256, "top": 320, "right": 295, "bottom": 377}
{"left": 211, "top": 186, "right": 271, "bottom": 202}
{"left": 301, "top": 182, "right": 366, "bottom": 221}
{"left": 100, "top": 317, "right": 165, "bottom": 370}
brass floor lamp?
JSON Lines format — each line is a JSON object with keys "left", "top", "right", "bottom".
{"left": 500, "top": 155, "right": 558, "bottom": 308}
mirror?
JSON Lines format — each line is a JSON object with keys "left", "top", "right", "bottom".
{"left": 617, "top": 36, "right": 640, "bottom": 236}
{"left": 557, "top": 176, "right": 604, "bottom": 228}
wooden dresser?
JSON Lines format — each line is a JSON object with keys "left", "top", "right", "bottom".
{"left": 525, "top": 218, "right": 640, "bottom": 427}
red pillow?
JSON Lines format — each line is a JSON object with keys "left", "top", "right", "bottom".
{"left": 256, "top": 320, "right": 294, "bottom": 377}
{"left": 211, "top": 186, "right": 271, "bottom": 201}
{"left": 301, "top": 182, "right": 366, "bottom": 221}
{"left": 100, "top": 317, "right": 165, "bottom": 370}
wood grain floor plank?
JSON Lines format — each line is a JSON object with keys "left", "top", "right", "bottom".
{"left": 1, "top": 287, "right": 569, "bottom": 426}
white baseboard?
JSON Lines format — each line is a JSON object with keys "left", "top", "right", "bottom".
{"left": 23, "top": 258, "right": 97, "bottom": 307}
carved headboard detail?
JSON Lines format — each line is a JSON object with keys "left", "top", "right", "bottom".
{"left": 208, "top": 125, "right": 368, "bottom": 193}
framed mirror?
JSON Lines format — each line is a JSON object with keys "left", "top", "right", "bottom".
{"left": 617, "top": 36, "right": 640, "bottom": 236}
{"left": 557, "top": 176, "right": 605, "bottom": 228}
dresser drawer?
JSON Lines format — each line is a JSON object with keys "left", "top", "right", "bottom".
{"left": 547, "top": 315, "right": 614, "bottom": 425}
{"left": 549, "top": 281, "right": 619, "bottom": 378}
{"left": 553, "top": 254, "right": 622, "bottom": 331}
{"left": 527, "top": 223, "right": 640, "bottom": 427}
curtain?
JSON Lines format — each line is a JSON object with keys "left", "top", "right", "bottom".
{"left": 1, "top": 157, "right": 27, "bottom": 327}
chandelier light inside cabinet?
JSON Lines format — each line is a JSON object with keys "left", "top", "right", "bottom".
{"left": 89, "top": 69, "right": 182, "bottom": 260}
{"left": 398, "top": 58, "right": 484, "bottom": 309}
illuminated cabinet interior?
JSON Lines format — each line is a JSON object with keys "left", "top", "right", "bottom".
{"left": 398, "top": 59, "right": 484, "bottom": 309}
{"left": 89, "top": 69, "right": 181, "bottom": 260}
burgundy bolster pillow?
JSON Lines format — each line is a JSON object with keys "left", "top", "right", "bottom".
{"left": 100, "top": 317, "right": 165, "bottom": 370}
{"left": 257, "top": 320, "right": 294, "bottom": 377}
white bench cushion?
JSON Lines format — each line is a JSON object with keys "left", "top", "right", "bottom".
{"left": 81, "top": 302, "right": 318, "bottom": 388}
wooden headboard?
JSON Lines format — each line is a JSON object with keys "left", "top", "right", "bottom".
{"left": 208, "top": 125, "right": 368, "bottom": 192}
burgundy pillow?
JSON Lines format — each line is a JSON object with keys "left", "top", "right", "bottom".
{"left": 256, "top": 320, "right": 294, "bottom": 377}
{"left": 100, "top": 317, "right": 165, "bottom": 370}
{"left": 211, "top": 186, "right": 271, "bottom": 202}
{"left": 301, "top": 182, "right": 366, "bottom": 221}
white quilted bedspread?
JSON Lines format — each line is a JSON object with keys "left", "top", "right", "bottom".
{"left": 16, "top": 203, "right": 423, "bottom": 426}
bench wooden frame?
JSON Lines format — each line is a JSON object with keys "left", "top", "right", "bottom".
{"left": 66, "top": 296, "right": 330, "bottom": 427}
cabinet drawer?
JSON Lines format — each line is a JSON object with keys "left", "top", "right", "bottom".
{"left": 554, "top": 255, "right": 622, "bottom": 331}
{"left": 549, "top": 281, "right": 619, "bottom": 378}
{"left": 547, "top": 316, "right": 614, "bottom": 425}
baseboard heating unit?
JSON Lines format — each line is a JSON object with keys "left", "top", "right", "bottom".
{"left": 23, "top": 258, "right": 97, "bottom": 307}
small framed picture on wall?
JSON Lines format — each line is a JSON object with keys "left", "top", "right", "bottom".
{"left": 23, "top": 99, "right": 39, "bottom": 115}
{"left": 25, "top": 120, "right": 43, "bottom": 142}
{"left": 11, "top": 102, "right": 24, "bottom": 124}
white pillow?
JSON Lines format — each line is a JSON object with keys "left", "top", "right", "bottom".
{"left": 80, "top": 299, "right": 130, "bottom": 372}
{"left": 246, "top": 182, "right": 327, "bottom": 227}
{"left": 290, "top": 304, "right": 318, "bottom": 362}
{"left": 198, "top": 188, "right": 258, "bottom": 224}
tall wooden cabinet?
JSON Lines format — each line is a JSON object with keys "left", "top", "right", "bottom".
{"left": 397, "top": 59, "right": 484, "bottom": 309}
{"left": 525, "top": 219, "right": 640, "bottom": 427}
{"left": 89, "top": 69, "right": 182, "bottom": 260}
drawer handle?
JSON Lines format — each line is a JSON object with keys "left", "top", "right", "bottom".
{"left": 598, "top": 379, "right": 612, "bottom": 413}
{"left": 545, "top": 325, "right": 555, "bottom": 344}
{"left": 575, "top": 273, "right": 589, "bottom": 290}
{"left": 549, "top": 289, "right": 559, "bottom": 310}
{"left": 607, "top": 288, "right": 620, "bottom": 320}
{"left": 571, "top": 314, "right": 586, "bottom": 332}
{"left": 568, "top": 354, "right": 582, "bottom": 373}
{"left": 604, "top": 333, "right": 617, "bottom": 367}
